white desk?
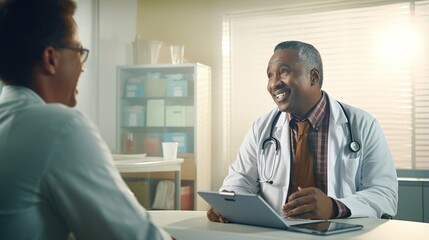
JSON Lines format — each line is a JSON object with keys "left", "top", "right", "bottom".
{"left": 114, "top": 156, "right": 184, "bottom": 210}
{"left": 149, "top": 210, "right": 429, "bottom": 240}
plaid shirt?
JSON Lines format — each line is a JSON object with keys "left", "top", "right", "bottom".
{"left": 287, "top": 91, "right": 350, "bottom": 218}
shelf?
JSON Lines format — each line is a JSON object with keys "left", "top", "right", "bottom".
{"left": 116, "top": 63, "right": 211, "bottom": 210}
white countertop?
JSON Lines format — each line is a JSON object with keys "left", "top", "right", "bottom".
{"left": 149, "top": 210, "right": 429, "bottom": 240}
{"left": 113, "top": 155, "right": 184, "bottom": 173}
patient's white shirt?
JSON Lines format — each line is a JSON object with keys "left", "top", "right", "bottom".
{"left": 0, "top": 86, "right": 170, "bottom": 240}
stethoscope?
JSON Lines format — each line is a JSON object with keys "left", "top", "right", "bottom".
{"left": 257, "top": 101, "right": 361, "bottom": 184}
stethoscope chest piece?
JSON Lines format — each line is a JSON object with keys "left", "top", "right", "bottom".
{"left": 349, "top": 141, "right": 361, "bottom": 152}
{"left": 337, "top": 101, "right": 361, "bottom": 154}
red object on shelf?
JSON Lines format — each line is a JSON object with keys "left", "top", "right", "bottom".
{"left": 125, "top": 132, "right": 135, "bottom": 153}
{"left": 181, "top": 186, "right": 193, "bottom": 210}
{"left": 143, "top": 136, "right": 161, "bottom": 154}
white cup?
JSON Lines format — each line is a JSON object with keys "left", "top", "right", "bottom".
{"left": 170, "top": 44, "right": 184, "bottom": 64}
{"left": 162, "top": 142, "right": 178, "bottom": 159}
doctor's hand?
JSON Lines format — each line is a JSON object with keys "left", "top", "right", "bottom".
{"left": 282, "top": 187, "right": 335, "bottom": 220}
{"left": 207, "top": 207, "right": 229, "bottom": 223}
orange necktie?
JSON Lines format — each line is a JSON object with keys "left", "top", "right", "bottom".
{"left": 293, "top": 120, "right": 315, "bottom": 192}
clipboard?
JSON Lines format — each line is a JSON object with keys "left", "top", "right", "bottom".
{"left": 198, "top": 191, "right": 363, "bottom": 235}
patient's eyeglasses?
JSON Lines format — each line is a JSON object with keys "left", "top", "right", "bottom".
{"left": 59, "top": 46, "right": 90, "bottom": 63}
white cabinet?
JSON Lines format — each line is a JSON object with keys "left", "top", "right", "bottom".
{"left": 116, "top": 63, "right": 211, "bottom": 210}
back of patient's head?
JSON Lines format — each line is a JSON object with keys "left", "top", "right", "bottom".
{"left": 0, "top": 0, "right": 76, "bottom": 86}
{"left": 274, "top": 40, "right": 324, "bottom": 86}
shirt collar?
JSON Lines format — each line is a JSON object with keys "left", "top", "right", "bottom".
{"left": 0, "top": 85, "right": 45, "bottom": 104}
{"left": 287, "top": 91, "right": 328, "bottom": 129}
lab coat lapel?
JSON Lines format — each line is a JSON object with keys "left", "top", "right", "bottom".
{"left": 327, "top": 98, "right": 348, "bottom": 198}
{"left": 272, "top": 112, "right": 292, "bottom": 204}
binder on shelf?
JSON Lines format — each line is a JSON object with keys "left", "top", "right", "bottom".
{"left": 144, "top": 77, "right": 167, "bottom": 98}
{"left": 167, "top": 79, "right": 188, "bottom": 97}
{"left": 146, "top": 99, "right": 165, "bottom": 127}
{"left": 166, "top": 105, "right": 186, "bottom": 126}
{"left": 125, "top": 78, "right": 144, "bottom": 98}
{"left": 164, "top": 132, "right": 188, "bottom": 153}
{"left": 123, "top": 105, "right": 145, "bottom": 127}
{"left": 152, "top": 180, "right": 175, "bottom": 210}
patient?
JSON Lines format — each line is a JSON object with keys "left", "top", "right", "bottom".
{"left": 0, "top": 0, "right": 172, "bottom": 239}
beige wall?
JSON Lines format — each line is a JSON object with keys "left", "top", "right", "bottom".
{"left": 136, "top": 0, "right": 298, "bottom": 190}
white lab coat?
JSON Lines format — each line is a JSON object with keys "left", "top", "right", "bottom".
{"left": 221, "top": 93, "right": 398, "bottom": 218}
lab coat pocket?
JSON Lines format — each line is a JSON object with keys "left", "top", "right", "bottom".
{"left": 341, "top": 156, "right": 361, "bottom": 196}
{"left": 260, "top": 183, "right": 285, "bottom": 214}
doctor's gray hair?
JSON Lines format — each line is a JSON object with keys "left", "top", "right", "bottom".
{"left": 274, "top": 41, "right": 324, "bottom": 87}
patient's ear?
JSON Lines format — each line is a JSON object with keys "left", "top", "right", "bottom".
{"left": 40, "top": 47, "right": 58, "bottom": 75}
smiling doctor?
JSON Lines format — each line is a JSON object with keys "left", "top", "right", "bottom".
{"left": 207, "top": 40, "right": 398, "bottom": 222}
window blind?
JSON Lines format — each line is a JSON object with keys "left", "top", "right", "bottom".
{"left": 223, "top": 0, "right": 429, "bottom": 169}
{"left": 414, "top": 1, "right": 429, "bottom": 168}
